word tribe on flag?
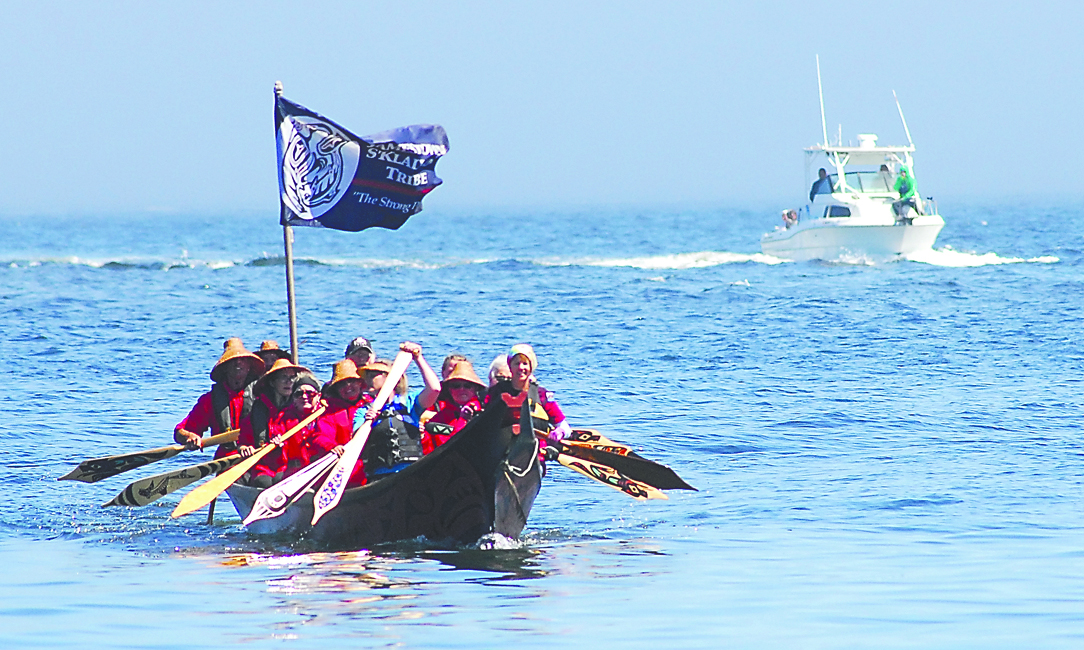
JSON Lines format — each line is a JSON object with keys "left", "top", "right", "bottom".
{"left": 275, "top": 96, "right": 448, "bottom": 232}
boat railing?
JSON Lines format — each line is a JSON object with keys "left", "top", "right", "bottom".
{"left": 921, "top": 196, "right": 938, "bottom": 216}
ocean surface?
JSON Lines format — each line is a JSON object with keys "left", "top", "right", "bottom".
{"left": 2, "top": 200, "right": 1083, "bottom": 648}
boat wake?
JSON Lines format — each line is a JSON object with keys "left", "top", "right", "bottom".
{"left": 904, "top": 246, "right": 1059, "bottom": 267}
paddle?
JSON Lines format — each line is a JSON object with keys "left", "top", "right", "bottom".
{"left": 242, "top": 450, "right": 338, "bottom": 525}
{"left": 565, "top": 429, "right": 643, "bottom": 458}
{"left": 310, "top": 350, "right": 412, "bottom": 526}
{"left": 543, "top": 434, "right": 696, "bottom": 491}
{"left": 102, "top": 453, "right": 244, "bottom": 507}
{"left": 58, "top": 430, "right": 240, "bottom": 483}
{"left": 550, "top": 449, "right": 668, "bottom": 500}
{"left": 170, "top": 406, "right": 325, "bottom": 518}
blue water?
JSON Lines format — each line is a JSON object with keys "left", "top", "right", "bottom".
{"left": 3, "top": 201, "right": 1084, "bottom": 648}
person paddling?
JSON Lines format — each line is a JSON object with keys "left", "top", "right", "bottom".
{"left": 315, "top": 360, "right": 370, "bottom": 487}
{"left": 278, "top": 376, "right": 335, "bottom": 480}
{"left": 240, "top": 357, "right": 310, "bottom": 487}
{"left": 254, "top": 340, "right": 292, "bottom": 369}
{"left": 174, "top": 337, "right": 265, "bottom": 459}
{"left": 487, "top": 344, "right": 571, "bottom": 443}
{"left": 488, "top": 354, "right": 512, "bottom": 387}
{"left": 355, "top": 342, "right": 441, "bottom": 479}
{"left": 423, "top": 358, "right": 486, "bottom": 454}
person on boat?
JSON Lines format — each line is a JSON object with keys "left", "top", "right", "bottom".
{"left": 486, "top": 344, "right": 571, "bottom": 443}
{"left": 344, "top": 337, "right": 376, "bottom": 369}
{"left": 810, "top": 168, "right": 833, "bottom": 201}
{"left": 254, "top": 340, "right": 292, "bottom": 369}
{"left": 277, "top": 376, "right": 333, "bottom": 480}
{"left": 782, "top": 209, "right": 799, "bottom": 228}
{"left": 488, "top": 354, "right": 512, "bottom": 387}
{"left": 892, "top": 166, "right": 919, "bottom": 222}
{"left": 423, "top": 358, "right": 487, "bottom": 454}
{"left": 173, "top": 337, "right": 265, "bottom": 459}
{"left": 355, "top": 341, "right": 442, "bottom": 480}
{"left": 323, "top": 359, "right": 369, "bottom": 419}
{"left": 441, "top": 353, "right": 470, "bottom": 380}
{"left": 313, "top": 361, "right": 370, "bottom": 487}
{"left": 240, "top": 357, "right": 310, "bottom": 487}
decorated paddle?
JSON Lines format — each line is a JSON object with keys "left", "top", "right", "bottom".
{"left": 59, "top": 430, "right": 240, "bottom": 483}
{"left": 310, "top": 351, "right": 412, "bottom": 526}
{"left": 565, "top": 429, "right": 644, "bottom": 458}
{"left": 102, "top": 453, "right": 243, "bottom": 507}
{"left": 544, "top": 435, "right": 695, "bottom": 491}
{"left": 554, "top": 451, "right": 668, "bottom": 500}
{"left": 170, "top": 406, "right": 325, "bottom": 518}
{"left": 242, "top": 449, "right": 338, "bottom": 525}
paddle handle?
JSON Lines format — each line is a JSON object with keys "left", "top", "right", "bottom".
{"left": 171, "top": 406, "right": 325, "bottom": 518}
{"left": 200, "top": 429, "right": 240, "bottom": 449}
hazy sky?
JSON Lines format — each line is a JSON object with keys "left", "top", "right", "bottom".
{"left": 1, "top": 1, "right": 1080, "bottom": 215}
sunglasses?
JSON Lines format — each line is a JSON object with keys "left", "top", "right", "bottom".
{"left": 446, "top": 381, "right": 476, "bottom": 390}
{"left": 295, "top": 390, "right": 320, "bottom": 401}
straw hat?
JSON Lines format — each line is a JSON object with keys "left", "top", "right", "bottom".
{"left": 256, "top": 340, "right": 292, "bottom": 362}
{"left": 325, "top": 359, "right": 363, "bottom": 395}
{"left": 254, "top": 357, "right": 310, "bottom": 393}
{"left": 507, "top": 343, "right": 538, "bottom": 373}
{"left": 358, "top": 359, "right": 391, "bottom": 374}
{"left": 443, "top": 359, "right": 485, "bottom": 390}
{"left": 210, "top": 337, "right": 265, "bottom": 383}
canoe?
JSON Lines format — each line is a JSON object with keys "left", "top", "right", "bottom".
{"left": 225, "top": 397, "right": 542, "bottom": 549}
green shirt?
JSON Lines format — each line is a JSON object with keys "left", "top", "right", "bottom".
{"left": 894, "top": 173, "right": 916, "bottom": 200}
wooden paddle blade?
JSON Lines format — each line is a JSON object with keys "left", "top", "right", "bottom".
{"left": 243, "top": 452, "right": 337, "bottom": 525}
{"left": 103, "top": 455, "right": 242, "bottom": 507}
{"left": 566, "top": 429, "right": 645, "bottom": 459}
{"left": 171, "top": 412, "right": 323, "bottom": 518}
{"left": 59, "top": 429, "right": 240, "bottom": 483}
{"left": 556, "top": 453, "right": 667, "bottom": 500}
{"left": 556, "top": 441, "right": 695, "bottom": 491}
{"left": 61, "top": 445, "right": 185, "bottom": 483}
{"left": 311, "top": 351, "right": 412, "bottom": 526}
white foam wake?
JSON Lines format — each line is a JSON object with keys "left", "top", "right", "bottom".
{"left": 541, "top": 251, "right": 788, "bottom": 270}
{"left": 905, "top": 246, "right": 1059, "bottom": 268}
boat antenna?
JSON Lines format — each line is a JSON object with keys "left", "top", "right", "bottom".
{"left": 893, "top": 90, "right": 914, "bottom": 147}
{"left": 816, "top": 55, "right": 829, "bottom": 147}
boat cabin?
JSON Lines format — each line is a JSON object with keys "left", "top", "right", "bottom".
{"left": 802, "top": 134, "right": 925, "bottom": 223}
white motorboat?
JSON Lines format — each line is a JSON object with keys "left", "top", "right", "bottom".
{"left": 761, "top": 62, "right": 944, "bottom": 262}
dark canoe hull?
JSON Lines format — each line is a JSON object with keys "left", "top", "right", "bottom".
{"left": 226, "top": 398, "right": 543, "bottom": 549}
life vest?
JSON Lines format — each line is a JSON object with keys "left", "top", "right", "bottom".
{"left": 362, "top": 401, "right": 424, "bottom": 474}
{"left": 209, "top": 382, "right": 254, "bottom": 458}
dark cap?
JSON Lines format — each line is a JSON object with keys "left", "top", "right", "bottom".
{"left": 291, "top": 374, "right": 322, "bottom": 399}
{"left": 345, "top": 337, "right": 373, "bottom": 357}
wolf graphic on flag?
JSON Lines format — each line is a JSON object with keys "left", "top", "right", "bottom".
{"left": 275, "top": 96, "right": 447, "bottom": 232}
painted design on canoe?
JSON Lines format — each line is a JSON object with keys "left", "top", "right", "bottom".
{"left": 226, "top": 397, "right": 542, "bottom": 549}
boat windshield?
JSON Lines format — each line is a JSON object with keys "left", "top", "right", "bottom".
{"left": 830, "top": 171, "right": 896, "bottom": 194}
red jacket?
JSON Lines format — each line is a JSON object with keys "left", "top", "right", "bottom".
{"left": 240, "top": 393, "right": 289, "bottom": 479}
{"left": 278, "top": 405, "right": 336, "bottom": 478}
{"left": 175, "top": 384, "right": 247, "bottom": 460}
{"left": 423, "top": 396, "right": 483, "bottom": 454}
{"left": 317, "top": 404, "right": 367, "bottom": 487}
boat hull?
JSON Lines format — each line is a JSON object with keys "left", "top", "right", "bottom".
{"left": 761, "top": 215, "right": 944, "bottom": 262}
{"left": 226, "top": 398, "right": 542, "bottom": 549}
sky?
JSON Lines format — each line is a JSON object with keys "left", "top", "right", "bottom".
{"left": 1, "top": 1, "right": 1080, "bottom": 216}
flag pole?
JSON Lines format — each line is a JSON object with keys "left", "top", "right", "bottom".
{"left": 274, "top": 80, "right": 300, "bottom": 364}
